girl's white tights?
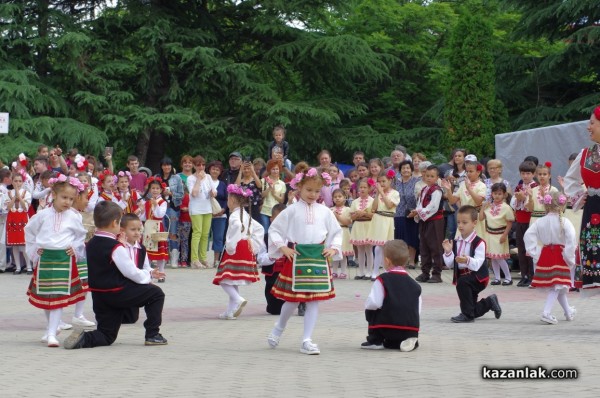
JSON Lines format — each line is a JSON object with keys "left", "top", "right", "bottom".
{"left": 272, "top": 301, "right": 319, "bottom": 342}
{"left": 543, "top": 289, "right": 570, "bottom": 315}
{"left": 13, "top": 247, "right": 30, "bottom": 271}
{"left": 491, "top": 259, "right": 512, "bottom": 282}
{"left": 45, "top": 309, "right": 63, "bottom": 338}
{"left": 221, "top": 284, "right": 243, "bottom": 313}
{"left": 373, "top": 246, "right": 384, "bottom": 278}
{"left": 357, "top": 245, "right": 373, "bottom": 277}
{"left": 74, "top": 294, "right": 88, "bottom": 318}
{"left": 332, "top": 257, "right": 348, "bottom": 276}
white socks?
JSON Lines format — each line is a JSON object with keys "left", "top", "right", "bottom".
{"left": 47, "top": 308, "right": 63, "bottom": 338}
{"left": 302, "top": 302, "right": 319, "bottom": 342}
{"left": 357, "top": 246, "right": 374, "bottom": 276}
{"left": 373, "top": 246, "right": 383, "bottom": 278}
{"left": 556, "top": 290, "right": 571, "bottom": 314}
{"left": 221, "top": 284, "right": 243, "bottom": 313}
{"left": 274, "top": 301, "right": 297, "bottom": 335}
{"left": 332, "top": 257, "right": 348, "bottom": 275}
{"left": 543, "top": 290, "right": 559, "bottom": 315}
{"left": 491, "top": 259, "right": 511, "bottom": 281}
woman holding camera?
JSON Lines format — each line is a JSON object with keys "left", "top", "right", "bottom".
{"left": 394, "top": 160, "right": 420, "bottom": 269}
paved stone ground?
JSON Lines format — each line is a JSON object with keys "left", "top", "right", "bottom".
{"left": 1, "top": 262, "right": 596, "bottom": 397}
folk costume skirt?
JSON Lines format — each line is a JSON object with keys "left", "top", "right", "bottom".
{"left": 6, "top": 210, "right": 27, "bottom": 246}
{"left": 530, "top": 245, "right": 572, "bottom": 290}
{"left": 27, "top": 249, "right": 86, "bottom": 310}
{"left": 212, "top": 239, "right": 259, "bottom": 286}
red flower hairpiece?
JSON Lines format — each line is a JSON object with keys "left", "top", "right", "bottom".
{"left": 18, "top": 153, "right": 27, "bottom": 167}
{"left": 476, "top": 164, "right": 483, "bottom": 172}
{"left": 544, "top": 161, "right": 552, "bottom": 168}
{"left": 594, "top": 106, "right": 600, "bottom": 120}
{"left": 367, "top": 178, "right": 376, "bottom": 187}
{"left": 386, "top": 169, "right": 396, "bottom": 179}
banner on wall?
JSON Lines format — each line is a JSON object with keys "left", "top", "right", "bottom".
{"left": 0, "top": 113, "right": 8, "bottom": 134}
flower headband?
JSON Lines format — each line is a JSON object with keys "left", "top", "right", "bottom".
{"left": 18, "top": 153, "right": 27, "bottom": 167}
{"left": 227, "top": 184, "right": 253, "bottom": 197}
{"left": 544, "top": 161, "right": 552, "bottom": 169}
{"left": 118, "top": 170, "right": 132, "bottom": 181}
{"left": 289, "top": 168, "right": 331, "bottom": 189}
{"left": 74, "top": 154, "right": 89, "bottom": 172}
{"left": 386, "top": 169, "right": 395, "bottom": 179}
{"left": 367, "top": 178, "right": 376, "bottom": 187}
{"left": 146, "top": 176, "right": 167, "bottom": 189}
{"left": 543, "top": 193, "right": 566, "bottom": 205}
{"left": 476, "top": 164, "right": 484, "bottom": 172}
{"left": 594, "top": 105, "right": 600, "bottom": 120}
{"left": 48, "top": 173, "right": 85, "bottom": 193}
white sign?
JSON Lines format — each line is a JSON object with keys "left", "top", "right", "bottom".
{"left": 0, "top": 113, "right": 8, "bottom": 134}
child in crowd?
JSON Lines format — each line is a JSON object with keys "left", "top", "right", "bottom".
{"left": 415, "top": 166, "right": 445, "bottom": 283}
{"left": 524, "top": 191, "right": 576, "bottom": 324}
{"left": 35, "top": 170, "right": 55, "bottom": 210}
{"left": 178, "top": 190, "right": 191, "bottom": 267}
{"left": 0, "top": 169, "right": 10, "bottom": 273}
{"left": 368, "top": 159, "right": 384, "bottom": 196}
{"left": 320, "top": 165, "right": 340, "bottom": 207}
{"left": 361, "top": 240, "right": 421, "bottom": 351}
{"left": 97, "top": 170, "right": 124, "bottom": 210}
{"left": 119, "top": 213, "right": 153, "bottom": 324}
{"left": 339, "top": 179, "right": 353, "bottom": 206}
{"left": 511, "top": 160, "right": 538, "bottom": 287}
{"left": 480, "top": 183, "right": 514, "bottom": 286}
{"left": 443, "top": 205, "right": 502, "bottom": 323}
{"left": 368, "top": 170, "right": 400, "bottom": 280}
{"left": 331, "top": 189, "right": 352, "bottom": 279}
{"left": 527, "top": 162, "right": 559, "bottom": 225}
{"left": 267, "top": 168, "right": 342, "bottom": 355}
{"left": 267, "top": 125, "right": 290, "bottom": 162}
{"left": 212, "top": 184, "right": 265, "bottom": 319}
{"left": 62, "top": 201, "right": 167, "bottom": 349}
{"left": 350, "top": 178, "right": 374, "bottom": 279}
{"left": 484, "top": 159, "right": 512, "bottom": 201}
{"left": 347, "top": 168, "right": 360, "bottom": 199}
{"left": 261, "top": 204, "right": 287, "bottom": 315}
{"left": 142, "top": 177, "right": 169, "bottom": 281}
{"left": 6, "top": 171, "right": 32, "bottom": 274}
{"left": 116, "top": 170, "right": 142, "bottom": 215}
{"left": 25, "top": 175, "right": 87, "bottom": 347}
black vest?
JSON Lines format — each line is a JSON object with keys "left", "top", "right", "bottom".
{"left": 369, "top": 272, "right": 421, "bottom": 332}
{"left": 452, "top": 236, "right": 488, "bottom": 284}
{"left": 86, "top": 235, "right": 128, "bottom": 291}
{"left": 136, "top": 245, "right": 147, "bottom": 270}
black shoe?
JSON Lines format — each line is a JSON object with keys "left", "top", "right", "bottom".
{"left": 63, "top": 329, "right": 86, "bottom": 350}
{"left": 354, "top": 275, "right": 365, "bottom": 280}
{"left": 491, "top": 279, "right": 501, "bottom": 285}
{"left": 5, "top": 266, "right": 15, "bottom": 273}
{"left": 360, "top": 341, "right": 384, "bottom": 350}
{"left": 451, "top": 313, "right": 474, "bottom": 323}
{"left": 502, "top": 279, "right": 513, "bottom": 286}
{"left": 517, "top": 277, "right": 529, "bottom": 287}
{"left": 145, "top": 333, "right": 168, "bottom": 346}
{"left": 488, "top": 294, "right": 502, "bottom": 319}
{"left": 428, "top": 275, "right": 442, "bottom": 283}
{"left": 0, "top": 269, "right": 4, "bottom": 274}
{"left": 569, "top": 287, "right": 580, "bottom": 292}
{"left": 297, "top": 302, "right": 306, "bottom": 316}
{"left": 348, "top": 260, "right": 358, "bottom": 268}
{"left": 407, "top": 265, "right": 416, "bottom": 270}
{"left": 415, "top": 273, "right": 430, "bottom": 283}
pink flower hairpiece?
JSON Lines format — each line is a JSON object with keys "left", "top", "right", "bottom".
{"left": 227, "top": 184, "right": 253, "bottom": 197}
{"left": 321, "top": 172, "right": 332, "bottom": 186}
{"left": 306, "top": 168, "right": 318, "bottom": 177}
{"left": 558, "top": 194, "right": 567, "bottom": 205}
{"left": 367, "top": 178, "right": 376, "bottom": 187}
{"left": 118, "top": 170, "right": 132, "bottom": 181}
{"left": 48, "top": 174, "right": 84, "bottom": 193}
{"left": 290, "top": 172, "right": 304, "bottom": 190}
{"left": 386, "top": 169, "right": 395, "bottom": 179}
{"left": 74, "top": 154, "right": 88, "bottom": 171}
{"left": 543, "top": 194, "right": 553, "bottom": 205}
{"left": 48, "top": 174, "right": 67, "bottom": 185}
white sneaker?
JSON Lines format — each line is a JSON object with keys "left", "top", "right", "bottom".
{"left": 72, "top": 316, "right": 96, "bottom": 328}
{"left": 565, "top": 307, "right": 577, "bottom": 321}
{"left": 400, "top": 337, "right": 419, "bottom": 352}
{"left": 170, "top": 249, "right": 179, "bottom": 269}
{"left": 58, "top": 321, "right": 72, "bottom": 330}
{"left": 218, "top": 312, "right": 236, "bottom": 320}
{"left": 41, "top": 328, "right": 61, "bottom": 343}
{"left": 300, "top": 339, "right": 320, "bottom": 355}
{"left": 540, "top": 313, "right": 558, "bottom": 324}
{"left": 47, "top": 335, "right": 60, "bottom": 347}
{"left": 232, "top": 299, "right": 247, "bottom": 318}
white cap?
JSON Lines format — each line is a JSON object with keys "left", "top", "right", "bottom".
{"left": 465, "top": 154, "right": 478, "bottom": 162}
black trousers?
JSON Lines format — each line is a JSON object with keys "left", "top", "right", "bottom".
{"left": 264, "top": 273, "right": 285, "bottom": 315}
{"left": 419, "top": 218, "right": 445, "bottom": 276}
{"left": 365, "top": 310, "right": 418, "bottom": 349}
{"left": 456, "top": 274, "right": 491, "bottom": 319}
{"left": 122, "top": 307, "right": 139, "bottom": 324}
{"left": 80, "top": 282, "right": 165, "bottom": 348}
{"left": 515, "top": 222, "right": 533, "bottom": 278}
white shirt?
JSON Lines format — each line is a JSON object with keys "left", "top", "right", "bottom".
{"left": 25, "top": 207, "right": 87, "bottom": 264}
{"left": 143, "top": 197, "right": 167, "bottom": 221}
{"left": 523, "top": 212, "right": 576, "bottom": 268}
{"left": 32, "top": 182, "right": 51, "bottom": 200}
{"left": 443, "top": 231, "right": 486, "bottom": 271}
{"left": 6, "top": 189, "right": 31, "bottom": 211}
{"left": 268, "top": 199, "right": 343, "bottom": 261}
{"left": 416, "top": 184, "right": 443, "bottom": 222}
{"left": 365, "top": 268, "right": 422, "bottom": 312}
{"left": 187, "top": 174, "right": 213, "bottom": 215}
{"left": 225, "top": 206, "right": 265, "bottom": 255}
{"left": 94, "top": 231, "right": 152, "bottom": 284}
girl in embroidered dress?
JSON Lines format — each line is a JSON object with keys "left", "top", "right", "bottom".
{"left": 97, "top": 170, "right": 125, "bottom": 210}
{"left": 142, "top": 177, "right": 169, "bottom": 281}
{"left": 368, "top": 158, "right": 384, "bottom": 197}
{"left": 212, "top": 184, "right": 265, "bottom": 319}
{"left": 6, "top": 171, "right": 32, "bottom": 274}
{"left": 350, "top": 178, "right": 375, "bottom": 279}
{"left": 524, "top": 191, "right": 576, "bottom": 324}
{"left": 564, "top": 105, "right": 600, "bottom": 294}
{"left": 526, "top": 162, "right": 559, "bottom": 225}
{"left": 442, "top": 160, "right": 487, "bottom": 237}
{"left": 116, "top": 170, "right": 142, "bottom": 215}
{"left": 25, "top": 175, "right": 87, "bottom": 347}
{"left": 267, "top": 168, "right": 342, "bottom": 355}
{"left": 331, "top": 189, "right": 352, "bottom": 279}
{"left": 367, "top": 170, "right": 400, "bottom": 280}
{"left": 479, "top": 183, "right": 514, "bottom": 286}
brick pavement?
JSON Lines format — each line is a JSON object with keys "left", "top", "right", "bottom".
{"left": 0, "top": 266, "right": 595, "bottom": 397}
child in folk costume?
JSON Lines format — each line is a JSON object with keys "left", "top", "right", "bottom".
{"left": 212, "top": 184, "right": 265, "bottom": 319}
{"left": 331, "top": 189, "right": 352, "bottom": 279}
{"left": 97, "top": 170, "right": 125, "bottom": 209}
{"left": 367, "top": 170, "right": 400, "bottom": 280}
{"left": 442, "top": 205, "right": 502, "bottom": 323}
{"left": 260, "top": 204, "right": 287, "bottom": 315}
{"left": 142, "top": 177, "right": 169, "bottom": 281}
{"left": 267, "top": 168, "right": 342, "bottom": 355}
{"left": 35, "top": 170, "right": 56, "bottom": 211}
{"left": 526, "top": 162, "right": 559, "bottom": 225}
{"left": 6, "top": 171, "right": 32, "bottom": 274}
{"left": 117, "top": 170, "right": 143, "bottom": 215}
{"left": 524, "top": 191, "right": 577, "bottom": 324}
{"left": 361, "top": 240, "right": 421, "bottom": 351}
{"left": 479, "top": 183, "right": 515, "bottom": 286}
{"left": 350, "top": 178, "right": 374, "bottom": 279}
{"left": 415, "top": 166, "right": 445, "bottom": 283}
{"left": 442, "top": 160, "right": 487, "bottom": 238}
{"left": 25, "top": 175, "right": 88, "bottom": 347}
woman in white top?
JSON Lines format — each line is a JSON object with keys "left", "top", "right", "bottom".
{"left": 186, "top": 155, "right": 214, "bottom": 269}
{"left": 260, "top": 159, "right": 286, "bottom": 234}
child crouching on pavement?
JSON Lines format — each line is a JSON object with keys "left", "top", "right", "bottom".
{"left": 63, "top": 201, "right": 167, "bottom": 349}
{"left": 361, "top": 239, "right": 421, "bottom": 351}
{"left": 443, "top": 205, "right": 502, "bottom": 323}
